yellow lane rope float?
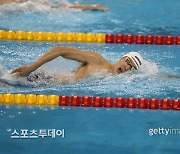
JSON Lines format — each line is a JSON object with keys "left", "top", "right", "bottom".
{"left": 0, "top": 30, "right": 105, "bottom": 43}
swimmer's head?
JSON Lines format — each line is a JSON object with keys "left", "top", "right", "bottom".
{"left": 114, "top": 52, "right": 144, "bottom": 74}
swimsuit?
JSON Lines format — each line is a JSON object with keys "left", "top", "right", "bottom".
{"left": 27, "top": 72, "right": 53, "bottom": 83}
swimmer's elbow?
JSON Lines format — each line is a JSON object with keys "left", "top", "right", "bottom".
{"left": 53, "top": 46, "right": 65, "bottom": 51}
{"left": 52, "top": 46, "right": 70, "bottom": 56}
{"left": 53, "top": 46, "right": 83, "bottom": 60}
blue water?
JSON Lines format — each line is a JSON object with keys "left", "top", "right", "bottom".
{"left": 0, "top": 0, "right": 180, "bottom": 154}
{"left": 0, "top": 0, "right": 180, "bottom": 35}
{"left": 0, "top": 106, "right": 179, "bottom": 154}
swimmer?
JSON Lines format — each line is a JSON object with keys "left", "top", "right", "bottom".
{"left": 0, "top": 0, "right": 109, "bottom": 12}
{"left": 11, "top": 46, "right": 143, "bottom": 84}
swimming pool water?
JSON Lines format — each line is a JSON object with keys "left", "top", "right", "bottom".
{"left": 0, "top": 0, "right": 180, "bottom": 154}
{"left": 0, "top": 106, "right": 179, "bottom": 154}
{"left": 0, "top": 0, "right": 180, "bottom": 34}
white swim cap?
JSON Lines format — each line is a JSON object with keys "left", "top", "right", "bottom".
{"left": 122, "top": 52, "right": 144, "bottom": 69}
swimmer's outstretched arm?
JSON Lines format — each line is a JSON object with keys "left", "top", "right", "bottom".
{"left": 0, "top": 0, "right": 25, "bottom": 5}
{"left": 56, "top": 4, "right": 109, "bottom": 12}
{"left": 11, "top": 46, "right": 104, "bottom": 77}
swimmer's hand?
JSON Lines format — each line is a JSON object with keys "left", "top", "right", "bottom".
{"left": 11, "top": 65, "right": 34, "bottom": 77}
{"left": 94, "top": 5, "right": 109, "bottom": 12}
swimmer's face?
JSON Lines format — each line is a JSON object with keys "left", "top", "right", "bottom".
{"left": 115, "top": 57, "right": 136, "bottom": 74}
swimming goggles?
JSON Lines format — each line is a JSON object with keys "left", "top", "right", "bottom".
{"left": 125, "top": 57, "right": 136, "bottom": 70}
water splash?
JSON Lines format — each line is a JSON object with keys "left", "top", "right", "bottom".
{"left": 0, "top": 0, "right": 102, "bottom": 32}
{"left": 0, "top": 0, "right": 72, "bottom": 14}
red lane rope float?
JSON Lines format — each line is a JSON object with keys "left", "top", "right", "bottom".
{"left": 105, "top": 34, "right": 180, "bottom": 45}
{"left": 58, "top": 96, "right": 180, "bottom": 111}
{"left": 0, "top": 94, "right": 179, "bottom": 111}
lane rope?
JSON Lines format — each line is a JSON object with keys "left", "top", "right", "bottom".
{"left": 0, "top": 94, "right": 179, "bottom": 110}
{"left": 0, "top": 30, "right": 179, "bottom": 45}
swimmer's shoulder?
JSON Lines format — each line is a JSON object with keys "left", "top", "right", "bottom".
{"left": 83, "top": 50, "right": 112, "bottom": 71}
{"left": 85, "top": 50, "right": 111, "bottom": 65}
